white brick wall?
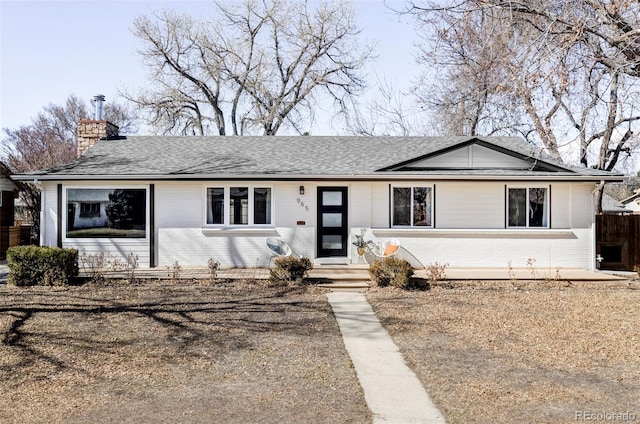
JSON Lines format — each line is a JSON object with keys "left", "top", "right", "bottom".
{"left": 371, "top": 182, "right": 390, "bottom": 228}
{"left": 156, "top": 181, "right": 316, "bottom": 267}
{"left": 436, "top": 181, "right": 504, "bottom": 229}
{"left": 367, "top": 227, "right": 592, "bottom": 269}
{"left": 40, "top": 180, "right": 599, "bottom": 270}
{"left": 364, "top": 181, "right": 597, "bottom": 269}
{"left": 571, "top": 183, "right": 595, "bottom": 228}
{"left": 350, "top": 183, "right": 372, "bottom": 228}
{"left": 551, "top": 183, "right": 571, "bottom": 228}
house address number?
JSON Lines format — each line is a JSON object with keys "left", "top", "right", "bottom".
{"left": 297, "top": 198, "right": 309, "bottom": 211}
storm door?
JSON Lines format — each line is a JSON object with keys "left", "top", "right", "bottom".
{"left": 317, "top": 187, "right": 348, "bottom": 257}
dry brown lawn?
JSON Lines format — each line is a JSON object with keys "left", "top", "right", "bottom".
{"left": 0, "top": 281, "right": 370, "bottom": 424}
{"left": 368, "top": 281, "right": 640, "bottom": 424}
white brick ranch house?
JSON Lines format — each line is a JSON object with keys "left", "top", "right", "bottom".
{"left": 14, "top": 119, "right": 624, "bottom": 270}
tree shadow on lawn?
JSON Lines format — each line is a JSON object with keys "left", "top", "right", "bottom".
{"left": 0, "top": 284, "right": 333, "bottom": 378}
{"left": 368, "top": 296, "right": 640, "bottom": 423}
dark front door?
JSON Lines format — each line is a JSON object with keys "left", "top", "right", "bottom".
{"left": 317, "top": 187, "right": 348, "bottom": 257}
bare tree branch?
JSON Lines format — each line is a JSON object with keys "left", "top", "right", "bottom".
{"left": 408, "top": 0, "right": 640, "bottom": 178}
{"left": 1, "top": 95, "right": 137, "bottom": 234}
{"left": 125, "top": 0, "right": 373, "bottom": 136}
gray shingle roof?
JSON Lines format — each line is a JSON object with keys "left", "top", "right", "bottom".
{"left": 19, "top": 135, "right": 622, "bottom": 180}
{"left": 621, "top": 189, "right": 640, "bottom": 204}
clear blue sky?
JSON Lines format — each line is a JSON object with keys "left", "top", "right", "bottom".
{"left": 0, "top": 0, "right": 422, "bottom": 135}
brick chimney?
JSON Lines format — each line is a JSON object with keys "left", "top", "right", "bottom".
{"left": 76, "top": 95, "right": 119, "bottom": 157}
{"left": 76, "top": 119, "right": 119, "bottom": 157}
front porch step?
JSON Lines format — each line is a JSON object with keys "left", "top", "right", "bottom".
{"left": 308, "top": 265, "right": 370, "bottom": 282}
{"left": 316, "top": 280, "right": 370, "bottom": 292}
{"left": 313, "top": 258, "right": 351, "bottom": 266}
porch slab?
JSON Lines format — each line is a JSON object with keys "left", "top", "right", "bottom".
{"left": 427, "top": 267, "right": 629, "bottom": 281}
{"left": 77, "top": 265, "right": 629, "bottom": 283}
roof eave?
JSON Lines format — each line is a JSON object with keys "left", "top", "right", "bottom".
{"left": 12, "top": 173, "right": 626, "bottom": 182}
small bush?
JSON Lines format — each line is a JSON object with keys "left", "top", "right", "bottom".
{"left": 208, "top": 258, "right": 220, "bottom": 283}
{"left": 269, "top": 256, "right": 313, "bottom": 285}
{"left": 7, "top": 246, "right": 79, "bottom": 286}
{"left": 425, "top": 261, "right": 448, "bottom": 283}
{"left": 368, "top": 256, "right": 414, "bottom": 289}
{"left": 166, "top": 260, "right": 182, "bottom": 281}
{"left": 80, "top": 251, "right": 124, "bottom": 283}
{"left": 125, "top": 252, "right": 139, "bottom": 283}
{"left": 80, "top": 251, "right": 109, "bottom": 283}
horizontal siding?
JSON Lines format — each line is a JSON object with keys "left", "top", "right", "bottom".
{"left": 412, "top": 147, "right": 469, "bottom": 168}
{"left": 410, "top": 145, "right": 530, "bottom": 169}
{"left": 68, "top": 239, "right": 150, "bottom": 268}
{"left": 43, "top": 181, "right": 152, "bottom": 266}
{"left": 471, "top": 145, "right": 529, "bottom": 168}
{"left": 41, "top": 183, "right": 58, "bottom": 247}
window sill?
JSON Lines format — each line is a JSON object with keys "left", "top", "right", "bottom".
{"left": 371, "top": 228, "right": 576, "bottom": 239}
{"left": 201, "top": 227, "right": 279, "bottom": 236}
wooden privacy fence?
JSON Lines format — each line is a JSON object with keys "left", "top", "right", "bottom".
{"left": 0, "top": 225, "right": 33, "bottom": 259}
{"left": 596, "top": 214, "right": 640, "bottom": 271}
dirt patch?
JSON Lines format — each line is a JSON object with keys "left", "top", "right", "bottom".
{"left": 368, "top": 283, "right": 640, "bottom": 424}
{"left": 0, "top": 281, "right": 370, "bottom": 423}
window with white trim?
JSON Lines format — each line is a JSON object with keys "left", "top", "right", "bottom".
{"left": 66, "top": 188, "right": 147, "bottom": 238}
{"left": 392, "top": 186, "right": 433, "bottom": 227}
{"left": 507, "top": 187, "right": 549, "bottom": 228}
{"left": 206, "top": 186, "right": 272, "bottom": 226}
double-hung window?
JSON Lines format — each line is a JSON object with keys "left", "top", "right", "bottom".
{"left": 507, "top": 187, "right": 549, "bottom": 228}
{"left": 206, "top": 186, "right": 272, "bottom": 226}
{"left": 79, "top": 202, "right": 100, "bottom": 218}
{"left": 392, "top": 186, "right": 433, "bottom": 227}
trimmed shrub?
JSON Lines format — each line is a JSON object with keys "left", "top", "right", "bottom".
{"left": 7, "top": 246, "right": 79, "bottom": 287}
{"left": 269, "top": 256, "right": 313, "bottom": 285}
{"left": 368, "top": 256, "right": 414, "bottom": 289}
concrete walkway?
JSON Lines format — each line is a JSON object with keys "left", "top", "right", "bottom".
{"left": 327, "top": 291, "right": 446, "bottom": 424}
{"left": 0, "top": 262, "right": 8, "bottom": 284}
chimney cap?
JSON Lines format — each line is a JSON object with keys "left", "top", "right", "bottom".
{"left": 92, "top": 94, "right": 106, "bottom": 120}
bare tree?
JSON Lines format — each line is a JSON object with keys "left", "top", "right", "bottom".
{"left": 413, "top": 6, "right": 529, "bottom": 139}
{"left": 1, "top": 94, "right": 137, "bottom": 235}
{"left": 409, "top": 0, "right": 640, "bottom": 169}
{"left": 345, "top": 78, "right": 434, "bottom": 136}
{"left": 126, "top": 0, "right": 373, "bottom": 136}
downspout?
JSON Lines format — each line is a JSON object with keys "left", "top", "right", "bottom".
{"left": 149, "top": 184, "right": 155, "bottom": 267}
{"left": 57, "top": 184, "right": 62, "bottom": 248}
{"left": 33, "top": 179, "right": 45, "bottom": 246}
{"left": 591, "top": 181, "right": 605, "bottom": 271}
